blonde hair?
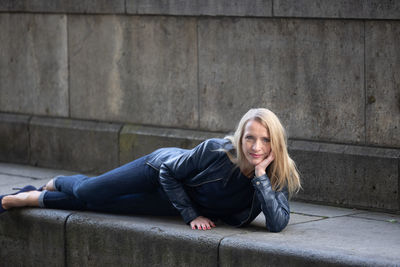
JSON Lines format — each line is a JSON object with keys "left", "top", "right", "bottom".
{"left": 225, "top": 108, "right": 301, "bottom": 196}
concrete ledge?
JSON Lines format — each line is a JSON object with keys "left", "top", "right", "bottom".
{"left": 0, "top": 113, "right": 30, "bottom": 164}
{"left": 119, "top": 124, "right": 225, "bottom": 164}
{"left": 290, "top": 140, "right": 400, "bottom": 212}
{"left": 127, "top": 0, "right": 272, "bottom": 17}
{"left": 0, "top": 0, "right": 125, "bottom": 14}
{"left": 0, "top": 209, "right": 71, "bottom": 266}
{"left": 29, "top": 116, "right": 122, "bottom": 174}
{"left": 0, "top": 0, "right": 399, "bottom": 19}
{"left": 1, "top": 164, "right": 399, "bottom": 266}
{"left": 0, "top": 202, "right": 399, "bottom": 266}
{"left": 274, "top": 0, "right": 400, "bottom": 20}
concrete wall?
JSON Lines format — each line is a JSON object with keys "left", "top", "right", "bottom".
{"left": 0, "top": 0, "right": 399, "bottom": 211}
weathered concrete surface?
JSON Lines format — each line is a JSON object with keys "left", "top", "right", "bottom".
{"left": 290, "top": 201, "right": 361, "bottom": 218}
{"left": 0, "top": 0, "right": 125, "bottom": 13}
{"left": 65, "top": 212, "right": 243, "bottom": 267}
{"left": 198, "top": 18, "right": 365, "bottom": 144}
{"left": 351, "top": 211, "right": 400, "bottom": 224}
{"left": 366, "top": 21, "right": 400, "bottom": 148}
{"left": 0, "top": 162, "right": 75, "bottom": 194}
{"left": 127, "top": 0, "right": 272, "bottom": 17}
{"left": 0, "top": 163, "right": 399, "bottom": 266}
{"left": 0, "top": 209, "right": 72, "bottom": 267}
{"left": 290, "top": 140, "right": 400, "bottom": 212}
{"left": 69, "top": 15, "right": 198, "bottom": 128}
{"left": 119, "top": 124, "right": 225, "bottom": 164}
{"left": 0, "top": 13, "right": 68, "bottom": 117}
{"left": 29, "top": 116, "right": 122, "bottom": 173}
{"left": 0, "top": 113, "right": 30, "bottom": 164}
{"left": 220, "top": 216, "right": 400, "bottom": 267}
{"left": 274, "top": 0, "right": 400, "bottom": 19}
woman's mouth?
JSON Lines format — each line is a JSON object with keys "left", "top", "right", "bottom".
{"left": 250, "top": 153, "right": 262, "bottom": 159}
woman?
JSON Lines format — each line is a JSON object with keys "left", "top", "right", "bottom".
{"left": 1, "top": 108, "right": 301, "bottom": 232}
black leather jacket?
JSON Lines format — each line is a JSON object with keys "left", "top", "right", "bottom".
{"left": 146, "top": 138, "right": 290, "bottom": 232}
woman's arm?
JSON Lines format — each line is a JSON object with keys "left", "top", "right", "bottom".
{"left": 253, "top": 151, "right": 290, "bottom": 232}
{"left": 252, "top": 175, "right": 290, "bottom": 232}
{"left": 159, "top": 139, "right": 221, "bottom": 227}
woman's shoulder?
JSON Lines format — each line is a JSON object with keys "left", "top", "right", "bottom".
{"left": 203, "top": 138, "right": 233, "bottom": 150}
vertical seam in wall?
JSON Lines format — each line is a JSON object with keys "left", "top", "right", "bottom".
{"left": 217, "top": 236, "right": 222, "bottom": 267}
{"left": 117, "top": 124, "right": 123, "bottom": 166}
{"left": 67, "top": 14, "right": 71, "bottom": 118}
{"left": 271, "top": 0, "right": 274, "bottom": 16}
{"left": 27, "top": 115, "right": 33, "bottom": 165}
{"left": 64, "top": 212, "right": 74, "bottom": 267}
{"left": 363, "top": 20, "right": 367, "bottom": 145}
{"left": 196, "top": 18, "right": 201, "bottom": 129}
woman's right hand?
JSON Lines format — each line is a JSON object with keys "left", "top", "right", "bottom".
{"left": 190, "top": 216, "right": 216, "bottom": 230}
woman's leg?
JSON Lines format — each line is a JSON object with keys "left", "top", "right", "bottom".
{"left": 87, "top": 188, "right": 179, "bottom": 216}
{"left": 2, "top": 155, "right": 162, "bottom": 213}
{"left": 48, "top": 155, "right": 159, "bottom": 205}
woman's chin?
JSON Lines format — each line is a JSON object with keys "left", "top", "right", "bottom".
{"left": 247, "top": 158, "right": 263, "bottom": 167}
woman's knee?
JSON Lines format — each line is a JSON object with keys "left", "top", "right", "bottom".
{"left": 72, "top": 182, "right": 103, "bottom": 203}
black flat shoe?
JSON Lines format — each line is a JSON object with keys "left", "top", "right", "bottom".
{"left": 0, "top": 195, "right": 7, "bottom": 214}
{"left": 0, "top": 185, "right": 37, "bottom": 214}
{"left": 12, "top": 185, "right": 37, "bottom": 193}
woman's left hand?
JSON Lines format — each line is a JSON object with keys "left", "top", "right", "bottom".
{"left": 190, "top": 216, "right": 216, "bottom": 230}
{"left": 255, "top": 151, "right": 275, "bottom": 177}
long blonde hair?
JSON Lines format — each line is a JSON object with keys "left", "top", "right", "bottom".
{"left": 225, "top": 108, "right": 301, "bottom": 196}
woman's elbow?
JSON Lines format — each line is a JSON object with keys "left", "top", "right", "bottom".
{"left": 266, "top": 215, "right": 289, "bottom": 232}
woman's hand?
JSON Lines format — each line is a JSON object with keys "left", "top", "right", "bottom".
{"left": 190, "top": 216, "right": 216, "bottom": 230}
{"left": 255, "top": 151, "right": 275, "bottom": 177}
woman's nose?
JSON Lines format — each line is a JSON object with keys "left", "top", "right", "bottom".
{"left": 252, "top": 140, "right": 261, "bottom": 150}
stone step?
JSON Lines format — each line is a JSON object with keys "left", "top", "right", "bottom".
{"left": 0, "top": 163, "right": 399, "bottom": 266}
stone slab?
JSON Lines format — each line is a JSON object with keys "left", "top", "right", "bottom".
{"left": 127, "top": 0, "right": 272, "bottom": 17}
{"left": 250, "top": 212, "right": 324, "bottom": 229}
{"left": 66, "top": 212, "right": 246, "bottom": 267}
{"left": 220, "top": 216, "right": 400, "bottom": 266}
{"left": 0, "top": 162, "right": 76, "bottom": 194}
{"left": 198, "top": 18, "right": 365, "bottom": 144}
{"left": 0, "top": 0, "right": 125, "bottom": 13}
{"left": 0, "top": 113, "right": 30, "bottom": 164}
{"left": 290, "top": 201, "right": 360, "bottom": 218}
{"left": 0, "top": 162, "right": 75, "bottom": 180}
{"left": 0, "top": 13, "right": 68, "bottom": 117}
{"left": 366, "top": 21, "right": 400, "bottom": 148}
{"left": 274, "top": 0, "right": 400, "bottom": 19}
{"left": 351, "top": 211, "right": 400, "bottom": 224}
{"left": 69, "top": 15, "right": 198, "bottom": 129}
{"left": 289, "top": 140, "right": 399, "bottom": 212}
{"left": 0, "top": 209, "right": 71, "bottom": 267}
{"left": 29, "top": 116, "right": 122, "bottom": 173}
{"left": 119, "top": 124, "right": 225, "bottom": 164}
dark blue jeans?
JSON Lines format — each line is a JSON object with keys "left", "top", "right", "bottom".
{"left": 39, "top": 155, "right": 179, "bottom": 216}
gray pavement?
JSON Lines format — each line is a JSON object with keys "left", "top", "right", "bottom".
{"left": 1, "top": 162, "right": 400, "bottom": 266}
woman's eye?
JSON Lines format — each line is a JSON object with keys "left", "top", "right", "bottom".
{"left": 263, "top": 138, "right": 270, "bottom": 143}
{"left": 245, "top": 136, "right": 254, "bottom": 140}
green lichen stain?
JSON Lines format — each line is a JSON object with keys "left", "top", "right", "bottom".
{"left": 368, "top": 95, "right": 376, "bottom": 104}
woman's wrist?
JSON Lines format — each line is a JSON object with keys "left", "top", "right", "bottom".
{"left": 254, "top": 169, "right": 266, "bottom": 178}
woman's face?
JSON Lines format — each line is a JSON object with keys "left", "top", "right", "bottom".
{"left": 241, "top": 119, "right": 271, "bottom": 167}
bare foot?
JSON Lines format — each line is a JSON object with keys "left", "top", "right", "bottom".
{"left": 2, "top": 191, "right": 41, "bottom": 209}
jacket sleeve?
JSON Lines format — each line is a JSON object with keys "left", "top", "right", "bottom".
{"left": 158, "top": 139, "right": 221, "bottom": 224}
{"left": 251, "top": 174, "right": 290, "bottom": 232}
